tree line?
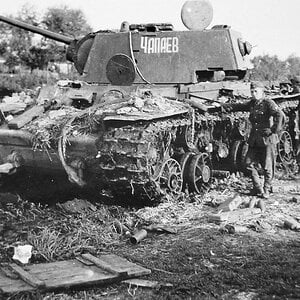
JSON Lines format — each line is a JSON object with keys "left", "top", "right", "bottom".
{"left": 0, "top": 4, "right": 92, "bottom": 72}
{"left": 0, "top": 4, "right": 299, "bottom": 82}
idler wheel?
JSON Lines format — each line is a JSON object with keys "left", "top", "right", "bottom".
{"left": 156, "top": 158, "right": 183, "bottom": 199}
{"left": 277, "top": 131, "right": 294, "bottom": 164}
{"left": 187, "top": 153, "right": 212, "bottom": 193}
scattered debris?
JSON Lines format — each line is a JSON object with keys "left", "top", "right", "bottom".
{"left": 123, "top": 278, "right": 173, "bottom": 289}
{"left": 48, "top": 109, "right": 67, "bottom": 119}
{"left": 216, "top": 194, "right": 244, "bottom": 212}
{"left": 8, "top": 105, "right": 45, "bottom": 129}
{"left": 12, "top": 245, "right": 33, "bottom": 264}
{"left": 209, "top": 208, "right": 262, "bottom": 224}
{"left": 0, "top": 91, "right": 34, "bottom": 115}
{"left": 248, "top": 198, "right": 258, "bottom": 208}
{"left": 251, "top": 220, "right": 273, "bottom": 233}
{"left": 272, "top": 183, "right": 300, "bottom": 193}
{"left": 113, "top": 220, "right": 131, "bottom": 236}
{"left": 130, "top": 229, "right": 148, "bottom": 244}
{"left": 57, "top": 198, "right": 97, "bottom": 214}
{"left": 289, "top": 196, "right": 299, "bottom": 203}
{"left": 0, "top": 102, "right": 27, "bottom": 114}
{"left": 219, "top": 224, "right": 248, "bottom": 234}
{"left": 284, "top": 218, "right": 300, "bottom": 231}
{"left": 143, "top": 224, "right": 178, "bottom": 234}
{"left": 257, "top": 199, "right": 266, "bottom": 212}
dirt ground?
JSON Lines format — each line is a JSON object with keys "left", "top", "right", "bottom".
{"left": 0, "top": 174, "right": 299, "bottom": 300}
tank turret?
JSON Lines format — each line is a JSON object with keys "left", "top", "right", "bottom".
{"left": 0, "top": 0, "right": 252, "bottom": 85}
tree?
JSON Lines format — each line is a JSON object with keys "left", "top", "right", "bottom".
{"left": 1, "top": 5, "right": 92, "bottom": 71}
{"left": 286, "top": 55, "right": 300, "bottom": 79}
{"left": 19, "top": 45, "right": 50, "bottom": 71}
{"left": 42, "top": 6, "right": 92, "bottom": 38}
{"left": 250, "top": 55, "right": 289, "bottom": 82}
{"left": 0, "top": 4, "right": 38, "bottom": 71}
{"left": 41, "top": 6, "right": 92, "bottom": 63}
{"left": 249, "top": 54, "right": 300, "bottom": 83}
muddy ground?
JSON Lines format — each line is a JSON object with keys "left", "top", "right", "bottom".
{"left": 0, "top": 174, "right": 299, "bottom": 300}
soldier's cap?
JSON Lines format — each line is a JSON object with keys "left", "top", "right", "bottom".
{"left": 291, "top": 76, "right": 300, "bottom": 84}
{"left": 250, "top": 81, "right": 265, "bottom": 90}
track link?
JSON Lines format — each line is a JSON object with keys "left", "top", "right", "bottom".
{"left": 94, "top": 117, "right": 189, "bottom": 202}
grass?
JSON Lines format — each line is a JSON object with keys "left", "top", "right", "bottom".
{"left": 0, "top": 176, "right": 299, "bottom": 299}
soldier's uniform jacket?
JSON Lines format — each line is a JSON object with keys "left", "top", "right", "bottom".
{"left": 222, "top": 98, "right": 284, "bottom": 147}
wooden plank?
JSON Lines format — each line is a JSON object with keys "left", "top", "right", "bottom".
{"left": 0, "top": 102, "right": 26, "bottom": 114}
{"left": 75, "top": 256, "right": 95, "bottom": 266}
{"left": 41, "top": 266, "right": 115, "bottom": 288}
{"left": 100, "top": 254, "right": 151, "bottom": 277}
{"left": 29, "top": 261, "right": 118, "bottom": 289}
{"left": 0, "top": 255, "right": 151, "bottom": 294}
{"left": 9, "top": 263, "right": 45, "bottom": 288}
{"left": 82, "top": 253, "right": 128, "bottom": 276}
{"left": 184, "top": 98, "right": 208, "bottom": 112}
{"left": 0, "top": 272, "right": 33, "bottom": 294}
{"left": 209, "top": 208, "right": 262, "bottom": 224}
{"left": 216, "top": 194, "right": 244, "bottom": 213}
{"left": 0, "top": 264, "right": 18, "bottom": 279}
{"left": 8, "top": 105, "right": 44, "bottom": 129}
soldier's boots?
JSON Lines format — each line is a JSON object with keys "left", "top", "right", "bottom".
{"left": 250, "top": 186, "right": 270, "bottom": 199}
{"left": 261, "top": 189, "right": 270, "bottom": 199}
{"left": 249, "top": 186, "right": 264, "bottom": 197}
{"left": 262, "top": 186, "right": 272, "bottom": 199}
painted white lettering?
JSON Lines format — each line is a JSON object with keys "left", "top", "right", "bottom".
{"left": 161, "top": 38, "right": 167, "bottom": 53}
{"left": 154, "top": 38, "right": 160, "bottom": 53}
{"left": 166, "top": 37, "right": 172, "bottom": 53}
{"left": 172, "top": 37, "right": 179, "bottom": 52}
{"left": 148, "top": 38, "right": 155, "bottom": 53}
{"left": 141, "top": 37, "right": 148, "bottom": 53}
{"left": 140, "top": 36, "right": 179, "bottom": 54}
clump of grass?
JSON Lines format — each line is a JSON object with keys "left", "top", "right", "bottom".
{"left": 27, "top": 208, "right": 124, "bottom": 262}
{"left": 28, "top": 227, "right": 64, "bottom": 261}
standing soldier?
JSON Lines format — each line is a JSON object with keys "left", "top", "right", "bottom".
{"left": 290, "top": 76, "right": 300, "bottom": 94}
{"left": 211, "top": 82, "right": 285, "bottom": 198}
{"left": 290, "top": 76, "right": 300, "bottom": 169}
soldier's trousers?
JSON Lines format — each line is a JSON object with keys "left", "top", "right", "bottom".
{"left": 245, "top": 144, "right": 276, "bottom": 191}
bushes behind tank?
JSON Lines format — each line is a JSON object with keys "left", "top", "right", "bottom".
{"left": 0, "top": 70, "right": 63, "bottom": 98}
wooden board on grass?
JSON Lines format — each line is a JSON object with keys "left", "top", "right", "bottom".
{"left": 0, "top": 254, "right": 151, "bottom": 295}
{"left": 8, "top": 105, "right": 44, "bottom": 129}
{"left": 209, "top": 208, "right": 262, "bottom": 224}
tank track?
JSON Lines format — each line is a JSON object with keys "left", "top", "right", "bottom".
{"left": 91, "top": 117, "right": 190, "bottom": 202}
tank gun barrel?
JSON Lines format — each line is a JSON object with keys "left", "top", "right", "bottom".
{"left": 0, "top": 15, "right": 73, "bottom": 45}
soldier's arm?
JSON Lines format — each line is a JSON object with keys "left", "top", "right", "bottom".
{"left": 268, "top": 99, "right": 284, "bottom": 134}
{"left": 208, "top": 100, "right": 251, "bottom": 113}
{"left": 221, "top": 100, "right": 252, "bottom": 113}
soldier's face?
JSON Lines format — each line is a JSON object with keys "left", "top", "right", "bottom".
{"left": 251, "top": 87, "right": 264, "bottom": 100}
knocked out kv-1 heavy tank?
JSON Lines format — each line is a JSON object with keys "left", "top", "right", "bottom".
{"left": 0, "top": 0, "right": 255, "bottom": 203}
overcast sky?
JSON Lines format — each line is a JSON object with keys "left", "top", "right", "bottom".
{"left": 1, "top": 0, "right": 300, "bottom": 60}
